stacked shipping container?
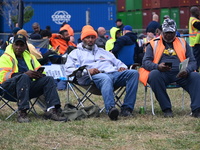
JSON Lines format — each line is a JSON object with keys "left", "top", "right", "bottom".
{"left": 117, "top": 0, "right": 199, "bottom": 30}
{"left": 1, "top": 0, "right": 116, "bottom": 33}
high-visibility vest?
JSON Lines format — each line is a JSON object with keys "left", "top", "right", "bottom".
{"left": 139, "top": 36, "right": 186, "bottom": 86}
{"left": 189, "top": 16, "right": 200, "bottom": 47}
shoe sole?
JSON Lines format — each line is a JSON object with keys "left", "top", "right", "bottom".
{"left": 109, "top": 109, "right": 119, "bottom": 121}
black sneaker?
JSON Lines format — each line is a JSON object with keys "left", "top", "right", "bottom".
{"left": 121, "top": 107, "right": 133, "bottom": 117}
{"left": 163, "top": 108, "right": 173, "bottom": 118}
{"left": 17, "top": 110, "right": 30, "bottom": 123}
{"left": 192, "top": 108, "right": 200, "bottom": 118}
{"left": 108, "top": 107, "right": 119, "bottom": 121}
{"left": 44, "top": 108, "right": 68, "bottom": 121}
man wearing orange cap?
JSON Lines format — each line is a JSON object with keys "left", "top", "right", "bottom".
{"left": 65, "top": 25, "right": 139, "bottom": 121}
{"left": 50, "top": 30, "right": 76, "bottom": 55}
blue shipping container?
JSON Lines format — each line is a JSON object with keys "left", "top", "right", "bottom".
{"left": 2, "top": 1, "right": 116, "bottom": 33}
{"left": 24, "top": 0, "right": 115, "bottom": 2}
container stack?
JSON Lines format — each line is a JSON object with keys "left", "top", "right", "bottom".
{"left": 117, "top": 0, "right": 200, "bottom": 31}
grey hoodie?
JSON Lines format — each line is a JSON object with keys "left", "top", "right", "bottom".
{"left": 65, "top": 43, "right": 127, "bottom": 76}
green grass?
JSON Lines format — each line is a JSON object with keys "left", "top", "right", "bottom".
{"left": 0, "top": 82, "right": 200, "bottom": 150}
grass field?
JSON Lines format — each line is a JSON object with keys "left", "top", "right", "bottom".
{"left": 0, "top": 82, "right": 200, "bottom": 150}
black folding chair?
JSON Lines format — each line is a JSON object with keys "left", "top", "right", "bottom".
{"left": 66, "top": 66, "right": 125, "bottom": 113}
{"left": 0, "top": 86, "right": 40, "bottom": 120}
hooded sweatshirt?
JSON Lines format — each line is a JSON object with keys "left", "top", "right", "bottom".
{"left": 65, "top": 43, "right": 127, "bottom": 76}
{"left": 105, "top": 27, "right": 120, "bottom": 51}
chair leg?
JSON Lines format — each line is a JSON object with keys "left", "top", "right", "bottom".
{"left": 182, "top": 89, "right": 185, "bottom": 110}
{"left": 144, "top": 86, "right": 147, "bottom": 110}
{"left": 150, "top": 87, "right": 155, "bottom": 115}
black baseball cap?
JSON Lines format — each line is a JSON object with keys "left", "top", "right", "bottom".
{"left": 13, "top": 34, "right": 27, "bottom": 44}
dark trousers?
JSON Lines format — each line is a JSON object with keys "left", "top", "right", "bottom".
{"left": 192, "top": 44, "right": 200, "bottom": 70}
{"left": 1, "top": 74, "right": 61, "bottom": 110}
{"left": 148, "top": 70, "right": 200, "bottom": 112}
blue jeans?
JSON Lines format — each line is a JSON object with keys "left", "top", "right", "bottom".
{"left": 84, "top": 70, "right": 139, "bottom": 113}
{"left": 148, "top": 70, "right": 200, "bottom": 112}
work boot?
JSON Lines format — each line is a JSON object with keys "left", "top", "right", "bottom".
{"left": 17, "top": 110, "right": 30, "bottom": 123}
{"left": 163, "top": 108, "right": 174, "bottom": 118}
{"left": 121, "top": 107, "right": 133, "bottom": 117}
{"left": 192, "top": 108, "right": 200, "bottom": 118}
{"left": 108, "top": 107, "right": 119, "bottom": 121}
{"left": 44, "top": 108, "right": 67, "bottom": 121}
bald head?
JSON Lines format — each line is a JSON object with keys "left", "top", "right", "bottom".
{"left": 32, "top": 22, "right": 40, "bottom": 33}
{"left": 153, "top": 14, "right": 159, "bottom": 22}
{"left": 97, "top": 27, "right": 106, "bottom": 36}
{"left": 190, "top": 6, "right": 200, "bottom": 18}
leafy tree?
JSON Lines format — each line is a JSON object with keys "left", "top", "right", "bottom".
{"left": 0, "top": 0, "right": 34, "bottom": 29}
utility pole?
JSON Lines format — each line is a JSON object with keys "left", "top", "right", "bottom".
{"left": 17, "top": 0, "right": 24, "bottom": 28}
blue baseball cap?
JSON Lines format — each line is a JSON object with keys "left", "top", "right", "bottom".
{"left": 123, "top": 25, "right": 132, "bottom": 31}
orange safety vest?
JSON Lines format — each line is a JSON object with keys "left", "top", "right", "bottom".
{"left": 139, "top": 36, "right": 186, "bottom": 86}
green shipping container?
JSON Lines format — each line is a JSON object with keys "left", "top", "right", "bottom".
{"left": 126, "top": 0, "right": 142, "bottom": 11}
{"left": 117, "top": 12, "right": 127, "bottom": 26}
{"left": 126, "top": 11, "right": 142, "bottom": 29}
{"left": 160, "top": 8, "right": 170, "bottom": 24}
{"left": 170, "top": 8, "right": 180, "bottom": 29}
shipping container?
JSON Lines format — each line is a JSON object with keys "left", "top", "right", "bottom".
{"left": 143, "top": 9, "right": 152, "bottom": 29}
{"left": 117, "top": 12, "right": 127, "bottom": 25}
{"left": 170, "top": 8, "right": 180, "bottom": 29}
{"left": 143, "top": 0, "right": 151, "bottom": 9}
{"left": 190, "top": 0, "right": 200, "bottom": 6}
{"left": 24, "top": 0, "right": 115, "bottom": 2}
{"left": 126, "top": 11, "right": 143, "bottom": 29}
{"left": 117, "top": 0, "right": 126, "bottom": 12}
{"left": 2, "top": 1, "right": 116, "bottom": 33}
{"left": 160, "top": 8, "right": 170, "bottom": 24}
{"left": 179, "top": 0, "right": 190, "bottom": 7}
{"left": 126, "top": 0, "right": 142, "bottom": 11}
{"left": 151, "top": 0, "right": 160, "bottom": 9}
{"left": 143, "top": 9, "right": 160, "bottom": 29}
{"left": 180, "top": 7, "right": 190, "bottom": 29}
{"left": 170, "top": 0, "right": 179, "bottom": 7}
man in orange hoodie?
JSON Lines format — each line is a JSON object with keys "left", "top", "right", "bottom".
{"left": 50, "top": 30, "right": 76, "bottom": 55}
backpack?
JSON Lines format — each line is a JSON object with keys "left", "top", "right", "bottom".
{"left": 61, "top": 103, "right": 100, "bottom": 121}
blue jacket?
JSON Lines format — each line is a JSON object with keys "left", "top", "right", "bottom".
{"left": 112, "top": 32, "right": 138, "bottom": 57}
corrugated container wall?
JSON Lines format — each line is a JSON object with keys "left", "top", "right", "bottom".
{"left": 126, "top": 0, "right": 142, "bottom": 11}
{"left": 143, "top": 0, "right": 151, "bottom": 9}
{"left": 143, "top": 9, "right": 160, "bottom": 29}
{"left": 151, "top": 0, "right": 171, "bottom": 9}
{"left": 179, "top": 0, "right": 190, "bottom": 6}
{"left": 170, "top": 0, "right": 179, "bottom": 7}
{"left": 117, "top": 0, "right": 126, "bottom": 12}
{"left": 170, "top": 8, "right": 180, "bottom": 29}
{"left": 160, "top": 8, "right": 170, "bottom": 24}
{"left": 180, "top": 7, "right": 190, "bottom": 29}
{"left": 126, "top": 11, "right": 142, "bottom": 29}
{"left": 117, "top": 12, "right": 127, "bottom": 25}
{"left": 190, "top": 0, "right": 200, "bottom": 6}
{"left": 2, "top": 0, "right": 116, "bottom": 33}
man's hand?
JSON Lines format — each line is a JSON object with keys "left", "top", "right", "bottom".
{"left": 118, "top": 67, "right": 127, "bottom": 72}
{"left": 88, "top": 68, "right": 100, "bottom": 75}
{"left": 158, "top": 62, "right": 171, "bottom": 72}
{"left": 24, "top": 70, "right": 44, "bottom": 79}
{"left": 176, "top": 71, "right": 188, "bottom": 78}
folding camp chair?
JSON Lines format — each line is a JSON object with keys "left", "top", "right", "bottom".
{"left": 144, "top": 82, "right": 185, "bottom": 115}
{"left": 0, "top": 86, "right": 40, "bottom": 120}
{"left": 66, "top": 66, "right": 125, "bottom": 113}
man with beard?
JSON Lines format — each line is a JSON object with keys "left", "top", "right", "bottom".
{"left": 50, "top": 30, "right": 76, "bottom": 55}
{"left": 139, "top": 18, "right": 200, "bottom": 118}
{"left": 65, "top": 25, "right": 139, "bottom": 121}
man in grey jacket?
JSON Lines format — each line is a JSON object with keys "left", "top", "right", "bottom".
{"left": 65, "top": 25, "right": 139, "bottom": 121}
